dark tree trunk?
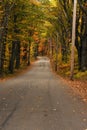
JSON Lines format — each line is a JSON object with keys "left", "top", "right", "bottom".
{"left": 15, "top": 41, "right": 20, "bottom": 69}
{"left": 9, "top": 13, "right": 20, "bottom": 73}
{"left": 80, "top": 8, "right": 87, "bottom": 71}
{"left": 9, "top": 41, "right": 16, "bottom": 73}
{"left": 0, "top": 41, "right": 3, "bottom": 76}
{"left": 78, "top": 46, "right": 82, "bottom": 70}
{"left": 0, "top": 3, "right": 9, "bottom": 76}
{"left": 81, "top": 36, "right": 87, "bottom": 71}
{"left": 75, "top": 3, "right": 87, "bottom": 71}
{"left": 27, "top": 42, "right": 31, "bottom": 66}
{"left": 61, "top": 38, "right": 68, "bottom": 63}
{"left": 75, "top": 16, "right": 82, "bottom": 70}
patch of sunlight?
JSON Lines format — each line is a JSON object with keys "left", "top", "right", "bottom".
{"left": 65, "top": 71, "right": 70, "bottom": 75}
{"left": 49, "top": 0, "right": 57, "bottom": 6}
{"left": 75, "top": 71, "right": 87, "bottom": 79}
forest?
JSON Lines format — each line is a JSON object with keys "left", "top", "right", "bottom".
{"left": 0, "top": 0, "right": 87, "bottom": 80}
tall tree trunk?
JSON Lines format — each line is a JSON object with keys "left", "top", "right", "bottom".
{"left": 27, "top": 41, "right": 31, "bottom": 66}
{"left": 15, "top": 41, "right": 20, "bottom": 69}
{"left": 81, "top": 36, "right": 87, "bottom": 71}
{"left": 55, "top": 32, "right": 58, "bottom": 71}
{"left": 9, "top": 41, "right": 16, "bottom": 73}
{"left": 80, "top": 6, "right": 87, "bottom": 71}
{"left": 78, "top": 1, "right": 87, "bottom": 71}
{"left": 9, "top": 13, "right": 20, "bottom": 72}
{"left": 0, "top": 39, "right": 3, "bottom": 76}
{"left": 0, "top": 3, "right": 9, "bottom": 76}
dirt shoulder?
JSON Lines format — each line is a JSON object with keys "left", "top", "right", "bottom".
{"left": 51, "top": 62, "right": 87, "bottom": 102}
{"left": 56, "top": 70, "right": 87, "bottom": 102}
{"left": 60, "top": 77, "right": 87, "bottom": 102}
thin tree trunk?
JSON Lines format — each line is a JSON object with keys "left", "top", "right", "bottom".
{"left": 15, "top": 41, "right": 20, "bottom": 69}
{"left": 27, "top": 42, "right": 31, "bottom": 66}
{"left": 55, "top": 32, "right": 58, "bottom": 71}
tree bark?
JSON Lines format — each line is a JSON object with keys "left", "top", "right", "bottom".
{"left": 27, "top": 41, "right": 31, "bottom": 66}
{"left": 9, "top": 41, "right": 16, "bottom": 73}
{"left": 0, "top": 3, "right": 9, "bottom": 76}
{"left": 15, "top": 41, "right": 20, "bottom": 69}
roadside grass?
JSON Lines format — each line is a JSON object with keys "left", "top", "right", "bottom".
{"left": 57, "top": 63, "right": 87, "bottom": 81}
{"left": 74, "top": 71, "right": 87, "bottom": 81}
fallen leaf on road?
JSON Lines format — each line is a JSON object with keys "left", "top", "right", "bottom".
{"left": 83, "top": 99, "right": 87, "bottom": 102}
{"left": 57, "top": 102, "right": 59, "bottom": 105}
{"left": 2, "top": 98, "right": 6, "bottom": 100}
{"left": 73, "top": 110, "right": 75, "bottom": 113}
{"left": 52, "top": 109, "right": 56, "bottom": 111}
{"left": 83, "top": 118, "right": 87, "bottom": 122}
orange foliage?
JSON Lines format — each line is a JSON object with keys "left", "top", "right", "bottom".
{"left": 38, "top": 38, "right": 46, "bottom": 53}
{"left": 32, "top": 31, "right": 39, "bottom": 41}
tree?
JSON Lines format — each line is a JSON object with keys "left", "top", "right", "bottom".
{"left": 0, "top": 0, "right": 14, "bottom": 76}
{"left": 75, "top": 0, "right": 87, "bottom": 71}
{"left": 0, "top": 0, "right": 47, "bottom": 76}
{"left": 70, "top": 0, "right": 77, "bottom": 80}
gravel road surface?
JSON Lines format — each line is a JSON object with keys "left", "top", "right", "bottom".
{"left": 0, "top": 57, "right": 87, "bottom": 130}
